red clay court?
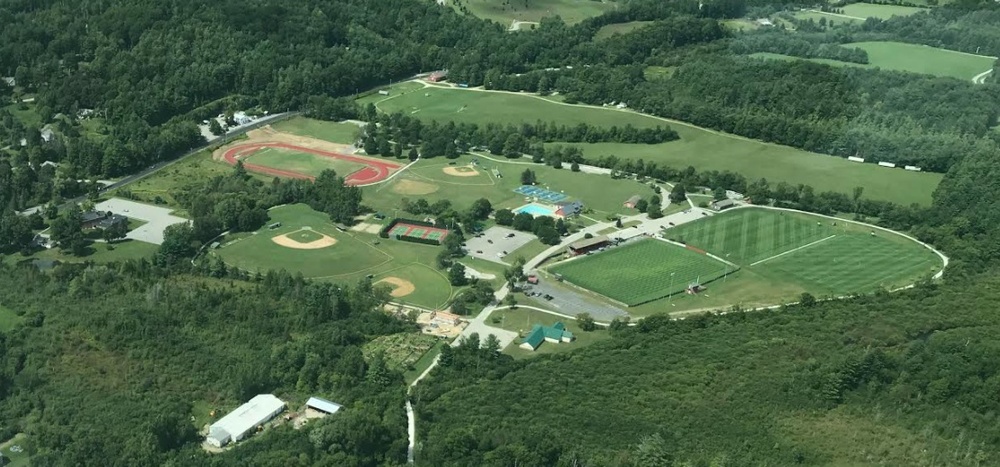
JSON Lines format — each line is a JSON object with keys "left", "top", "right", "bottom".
{"left": 221, "top": 142, "right": 401, "bottom": 186}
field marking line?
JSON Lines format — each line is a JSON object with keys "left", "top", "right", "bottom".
{"left": 749, "top": 234, "right": 837, "bottom": 267}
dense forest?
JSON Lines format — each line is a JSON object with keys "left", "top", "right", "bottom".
{"left": 0, "top": 261, "right": 410, "bottom": 466}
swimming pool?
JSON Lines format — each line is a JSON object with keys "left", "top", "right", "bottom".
{"left": 514, "top": 203, "right": 557, "bottom": 217}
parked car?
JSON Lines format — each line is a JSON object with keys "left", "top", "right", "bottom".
{"left": 487, "top": 239, "right": 493, "bottom": 244}
{"left": 505, "top": 233, "right": 515, "bottom": 238}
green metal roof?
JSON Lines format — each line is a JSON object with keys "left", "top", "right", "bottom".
{"left": 522, "top": 325, "right": 545, "bottom": 349}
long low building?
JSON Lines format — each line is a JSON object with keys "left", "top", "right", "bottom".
{"left": 568, "top": 235, "right": 609, "bottom": 255}
{"left": 206, "top": 394, "right": 286, "bottom": 448}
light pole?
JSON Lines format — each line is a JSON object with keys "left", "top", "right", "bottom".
{"left": 669, "top": 272, "right": 676, "bottom": 306}
{"left": 725, "top": 254, "right": 731, "bottom": 282}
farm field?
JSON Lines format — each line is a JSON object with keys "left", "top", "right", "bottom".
{"left": 667, "top": 207, "right": 942, "bottom": 295}
{"left": 244, "top": 146, "right": 367, "bottom": 179}
{"left": 363, "top": 82, "right": 941, "bottom": 205}
{"left": 213, "top": 204, "right": 455, "bottom": 309}
{"left": 751, "top": 42, "right": 995, "bottom": 81}
{"left": 271, "top": 117, "right": 360, "bottom": 144}
{"left": 488, "top": 307, "right": 610, "bottom": 358}
{"left": 449, "top": 0, "right": 617, "bottom": 25}
{"left": 362, "top": 152, "right": 657, "bottom": 219}
{"left": 549, "top": 239, "right": 730, "bottom": 306}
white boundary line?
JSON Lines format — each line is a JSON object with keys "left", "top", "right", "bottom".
{"left": 749, "top": 234, "right": 837, "bottom": 266}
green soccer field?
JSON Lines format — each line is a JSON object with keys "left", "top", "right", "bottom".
{"left": 668, "top": 208, "right": 833, "bottom": 265}
{"left": 271, "top": 117, "right": 361, "bottom": 144}
{"left": 549, "top": 239, "right": 730, "bottom": 306}
{"left": 244, "top": 147, "right": 366, "bottom": 178}
{"left": 666, "top": 207, "right": 943, "bottom": 295}
{"left": 362, "top": 82, "right": 940, "bottom": 205}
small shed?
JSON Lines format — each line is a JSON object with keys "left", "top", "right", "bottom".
{"left": 623, "top": 195, "right": 642, "bottom": 209}
{"left": 711, "top": 199, "right": 736, "bottom": 211}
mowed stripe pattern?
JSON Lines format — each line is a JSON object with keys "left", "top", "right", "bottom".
{"left": 550, "top": 239, "right": 728, "bottom": 306}
{"left": 764, "top": 235, "right": 940, "bottom": 294}
{"left": 669, "top": 209, "right": 831, "bottom": 264}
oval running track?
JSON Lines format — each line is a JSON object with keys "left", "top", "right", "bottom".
{"left": 222, "top": 142, "right": 401, "bottom": 186}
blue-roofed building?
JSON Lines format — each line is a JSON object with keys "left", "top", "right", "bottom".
{"left": 519, "top": 322, "right": 575, "bottom": 351}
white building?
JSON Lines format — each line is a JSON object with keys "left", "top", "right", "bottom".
{"left": 233, "top": 111, "right": 252, "bottom": 125}
{"left": 206, "top": 394, "right": 285, "bottom": 448}
{"left": 306, "top": 397, "right": 343, "bottom": 416}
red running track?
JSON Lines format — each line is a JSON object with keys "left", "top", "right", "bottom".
{"left": 221, "top": 142, "right": 402, "bottom": 186}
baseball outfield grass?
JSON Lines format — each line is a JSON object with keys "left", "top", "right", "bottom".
{"left": 213, "top": 204, "right": 456, "bottom": 309}
{"left": 362, "top": 82, "right": 941, "bottom": 205}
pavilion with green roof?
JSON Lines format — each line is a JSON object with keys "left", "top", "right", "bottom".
{"left": 519, "top": 322, "right": 575, "bottom": 351}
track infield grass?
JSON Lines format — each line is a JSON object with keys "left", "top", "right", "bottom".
{"left": 215, "top": 204, "right": 454, "bottom": 309}
{"left": 549, "top": 239, "right": 729, "bottom": 306}
{"left": 666, "top": 208, "right": 942, "bottom": 295}
{"left": 364, "top": 83, "right": 940, "bottom": 205}
{"left": 244, "top": 147, "right": 367, "bottom": 179}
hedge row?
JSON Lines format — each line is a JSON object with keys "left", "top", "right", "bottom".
{"left": 395, "top": 234, "right": 441, "bottom": 246}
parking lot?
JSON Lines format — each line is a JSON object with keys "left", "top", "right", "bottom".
{"left": 464, "top": 226, "right": 534, "bottom": 265}
{"left": 95, "top": 198, "right": 188, "bottom": 245}
{"left": 523, "top": 278, "right": 628, "bottom": 322}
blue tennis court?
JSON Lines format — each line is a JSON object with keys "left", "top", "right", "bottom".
{"left": 514, "top": 185, "right": 567, "bottom": 202}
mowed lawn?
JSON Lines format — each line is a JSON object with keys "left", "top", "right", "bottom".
{"left": 666, "top": 207, "right": 942, "bottom": 295}
{"left": 244, "top": 147, "right": 367, "bottom": 178}
{"left": 363, "top": 153, "right": 657, "bottom": 218}
{"left": 215, "top": 204, "right": 456, "bottom": 309}
{"left": 451, "top": 0, "right": 617, "bottom": 25}
{"left": 550, "top": 239, "right": 728, "bottom": 306}
{"left": 752, "top": 42, "right": 996, "bottom": 81}
{"left": 271, "top": 117, "right": 360, "bottom": 144}
{"left": 841, "top": 3, "right": 927, "bottom": 19}
{"left": 365, "top": 83, "right": 941, "bottom": 205}
{"left": 217, "top": 204, "right": 391, "bottom": 278}
{"left": 667, "top": 208, "right": 833, "bottom": 265}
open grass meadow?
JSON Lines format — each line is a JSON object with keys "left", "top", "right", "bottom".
{"left": 271, "top": 117, "right": 360, "bottom": 144}
{"left": 840, "top": 3, "right": 927, "bottom": 19}
{"left": 244, "top": 146, "right": 367, "bottom": 178}
{"left": 363, "top": 82, "right": 941, "bottom": 205}
{"left": 5, "top": 239, "right": 160, "bottom": 267}
{"left": 791, "top": 11, "right": 861, "bottom": 25}
{"left": 593, "top": 21, "right": 652, "bottom": 40}
{"left": 550, "top": 239, "right": 730, "bottom": 306}
{"left": 214, "top": 204, "right": 455, "bottom": 309}
{"left": 666, "top": 207, "right": 942, "bottom": 295}
{"left": 450, "top": 0, "right": 617, "bottom": 25}
{"left": 362, "top": 152, "right": 658, "bottom": 219}
{"left": 0, "top": 433, "right": 30, "bottom": 467}
{"left": 0, "top": 304, "right": 22, "bottom": 332}
{"left": 120, "top": 147, "right": 237, "bottom": 213}
{"left": 752, "top": 42, "right": 995, "bottom": 81}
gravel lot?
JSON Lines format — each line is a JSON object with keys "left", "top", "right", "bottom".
{"left": 95, "top": 198, "right": 188, "bottom": 245}
{"left": 464, "top": 226, "right": 534, "bottom": 265}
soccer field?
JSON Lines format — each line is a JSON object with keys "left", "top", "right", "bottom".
{"left": 666, "top": 208, "right": 943, "bottom": 295}
{"left": 549, "top": 239, "right": 729, "bottom": 306}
